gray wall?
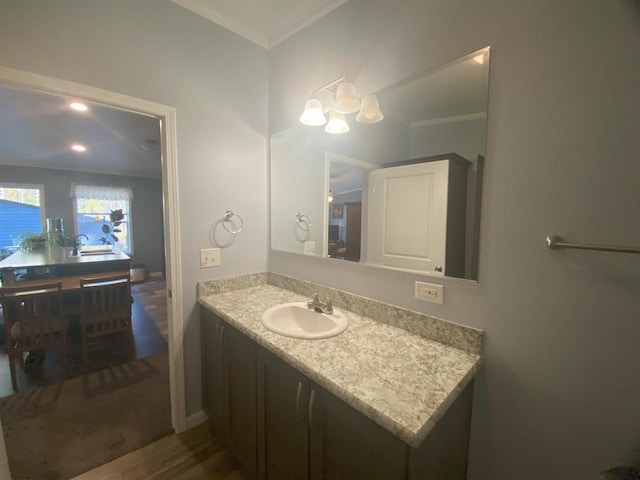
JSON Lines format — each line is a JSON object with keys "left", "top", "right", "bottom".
{"left": 0, "top": 164, "right": 164, "bottom": 273}
{"left": 409, "top": 117, "right": 487, "bottom": 162}
{"left": 0, "top": 0, "right": 269, "bottom": 415}
{"left": 269, "top": 1, "right": 640, "bottom": 479}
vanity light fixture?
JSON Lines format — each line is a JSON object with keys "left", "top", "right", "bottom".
{"left": 71, "top": 143, "right": 87, "bottom": 153}
{"left": 299, "top": 97, "right": 326, "bottom": 126}
{"left": 328, "top": 191, "right": 334, "bottom": 203}
{"left": 325, "top": 111, "right": 349, "bottom": 134}
{"left": 299, "top": 76, "right": 384, "bottom": 133}
{"left": 356, "top": 95, "right": 384, "bottom": 124}
{"left": 333, "top": 82, "right": 360, "bottom": 114}
{"left": 69, "top": 101, "right": 88, "bottom": 112}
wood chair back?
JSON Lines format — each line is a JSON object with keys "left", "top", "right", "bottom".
{"left": 79, "top": 273, "right": 134, "bottom": 369}
{"left": 0, "top": 281, "right": 66, "bottom": 390}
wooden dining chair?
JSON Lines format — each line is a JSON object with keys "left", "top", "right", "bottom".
{"left": 0, "top": 281, "right": 68, "bottom": 391}
{"left": 79, "top": 273, "right": 134, "bottom": 371}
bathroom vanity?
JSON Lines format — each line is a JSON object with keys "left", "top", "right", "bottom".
{"left": 198, "top": 273, "right": 482, "bottom": 479}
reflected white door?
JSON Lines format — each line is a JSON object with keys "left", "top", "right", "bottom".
{"left": 367, "top": 160, "right": 448, "bottom": 275}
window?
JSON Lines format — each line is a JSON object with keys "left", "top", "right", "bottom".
{"left": 0, "top": 183, "right": 45, "bottom": 250}
{"left": 71, "top": 184, "right": 133, "bottom": 254}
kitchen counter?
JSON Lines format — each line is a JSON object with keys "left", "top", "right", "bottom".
{"left": 0, "top": 247, "right": 131, "bottom": 285}
{"left": 0, "top": 248, "right": 130, "bottom": 270}
{"left": 198, "top": 276, "right": 482, "bottom": 448}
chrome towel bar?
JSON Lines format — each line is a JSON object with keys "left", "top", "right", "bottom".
{"left": 546, "top": 235, "right": 640, "bottom": 254}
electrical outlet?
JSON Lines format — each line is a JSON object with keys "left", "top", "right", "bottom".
{"left": 415, "top": 281, "right": 444, "bottom": 304}
{"left": 200, "top": 248, "right": 220, "bottom": 268}
{"left": 304, "top": 241, "right": 316, "bottom": 255}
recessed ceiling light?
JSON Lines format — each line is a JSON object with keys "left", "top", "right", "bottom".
{"left": 71, "top": 144, "right": 87, "bottom": 153}
{"left": 69, "top": 102, "right": 88, "bottom": 112}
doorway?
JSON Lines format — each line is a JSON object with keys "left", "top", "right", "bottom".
{"left": 0, "top": 65, "right": 185, "bottom": 473}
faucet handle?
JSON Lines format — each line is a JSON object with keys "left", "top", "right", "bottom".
{"left": 312, "top": 293, "right": 320, "bottom": 303}
{"left": 324, "top": 298, "right": 333, "bottom": 314}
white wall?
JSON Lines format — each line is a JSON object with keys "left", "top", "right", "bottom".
{"left": 0, "top": 0, "right": 268, "bottom": 415}
{"left": 269, "top": 1, "right": 640, "bottom": 479}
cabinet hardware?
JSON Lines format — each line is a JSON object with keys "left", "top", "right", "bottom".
{"left": 296, "top": 381, "right": 303, "bottom": 419}
{"left": 308, "top": 390, "right": 316, "bottom": 430}
{"left": 219, "top": 325, "right": 225, "bottom": 346}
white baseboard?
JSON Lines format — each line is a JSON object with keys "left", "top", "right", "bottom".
{"left": 185, "top": 409, "right": 208, "bottom": 431}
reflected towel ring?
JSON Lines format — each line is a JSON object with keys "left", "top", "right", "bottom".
{"left": 222, "top": 210, "right": 244, "bottom": 234}
{"left": 294, "top": 212, "right": 311, "bottom": 242}
{"left": 295, "top": 212, "right": 311, "bottom": 232}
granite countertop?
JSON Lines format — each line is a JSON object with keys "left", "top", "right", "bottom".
{"left": 198, "top": 281, "right": 481, "bottom": 448}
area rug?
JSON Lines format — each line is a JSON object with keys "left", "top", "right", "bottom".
{"left": 0, "top": 352, "right": 172, "bottom": 480}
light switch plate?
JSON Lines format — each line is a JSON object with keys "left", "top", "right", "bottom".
{"left": 200, "top": 248, "right": 220, "bottom": 268}
{"left": 415, "top": 281, "right": 444, "bottom": 304}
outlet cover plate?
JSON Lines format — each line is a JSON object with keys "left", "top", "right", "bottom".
{"left": 304, "top": 241, "right": 316, "bottom": 255}
{"left": 415, "top": 281, "right": 444, "bottom": 304}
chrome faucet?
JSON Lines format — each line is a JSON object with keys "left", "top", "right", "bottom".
{"left": 307, "top": 293, "right": 334, "bottom": 314}
{"left": 73, "top": 234, "right": 89, "bottom": 256}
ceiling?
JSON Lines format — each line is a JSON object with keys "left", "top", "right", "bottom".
{"left": 171, "top": 0, "right": 349, "bottom": 49}
{"left": 0, "top": 85, "right": 162, "bottom": 179}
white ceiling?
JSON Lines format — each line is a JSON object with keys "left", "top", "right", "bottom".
{"left": 0, "top": 85, "right": 162, "bottom": 178}
{"left": 171, "top": 0, "right": 349, "bottom": 48}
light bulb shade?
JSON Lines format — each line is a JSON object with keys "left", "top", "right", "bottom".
{"left": 356, "top": 95, "right": 384, "bottom": 124}
{"left": 324, "top": 111, "right": 349, "bottom": 134}
{"left": 333, "top": 82, "right": 361, "bottom": 114}
{"left": 299, "top": 98, "right": 326, "bottom": 126}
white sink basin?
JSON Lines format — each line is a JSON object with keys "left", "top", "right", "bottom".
{"left": 261, "top": 302, "right": 348, "bottom": 339}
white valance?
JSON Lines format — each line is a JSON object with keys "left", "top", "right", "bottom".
{"left": 70, "top": 183, "right": 133, "bottom": 201}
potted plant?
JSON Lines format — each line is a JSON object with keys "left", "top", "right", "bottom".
{"left": 19, "top": 231, "right": 83, "bottom": 251}
{"left": 100, "top": 209, "right": 125, "bottom": 246}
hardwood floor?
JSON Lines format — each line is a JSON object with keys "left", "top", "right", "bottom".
{"left": 131, "top": 276, "right": 168, "bottom": 341}
{"left": 70, "top": 421, "right": 247, "bottom": 480}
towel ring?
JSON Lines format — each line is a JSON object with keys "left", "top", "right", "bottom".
{"left": 222, "top": 210, "right": 244, "bottom": 234}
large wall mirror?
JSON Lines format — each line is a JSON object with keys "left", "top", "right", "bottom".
{"left": 270, "top": 47, "right": 490, "bottom": 280}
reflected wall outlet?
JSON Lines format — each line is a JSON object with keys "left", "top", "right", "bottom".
{"left": 304, "top": 241, "right": 316, "bottom": 255}
{"left": 200, "top": 248, "right": 220, "bottom": 268}
{"left": 415, "top": 281, "right": 444, "bottom": 304}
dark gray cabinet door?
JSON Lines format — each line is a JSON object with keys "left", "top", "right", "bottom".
{"left": 224, "top": 323, "right": 258, "bottom": 479}
{"left": 258, "top": 347, "right": 406, "bottom": 480}
{"left": 308, "top": 383, "right": 407, "bottom": 480}
{"left": 257, "top": 348, "right": 309, "bottom": 480}
{"left": 201, "top": 308, "right": 224, "bottom": 429}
